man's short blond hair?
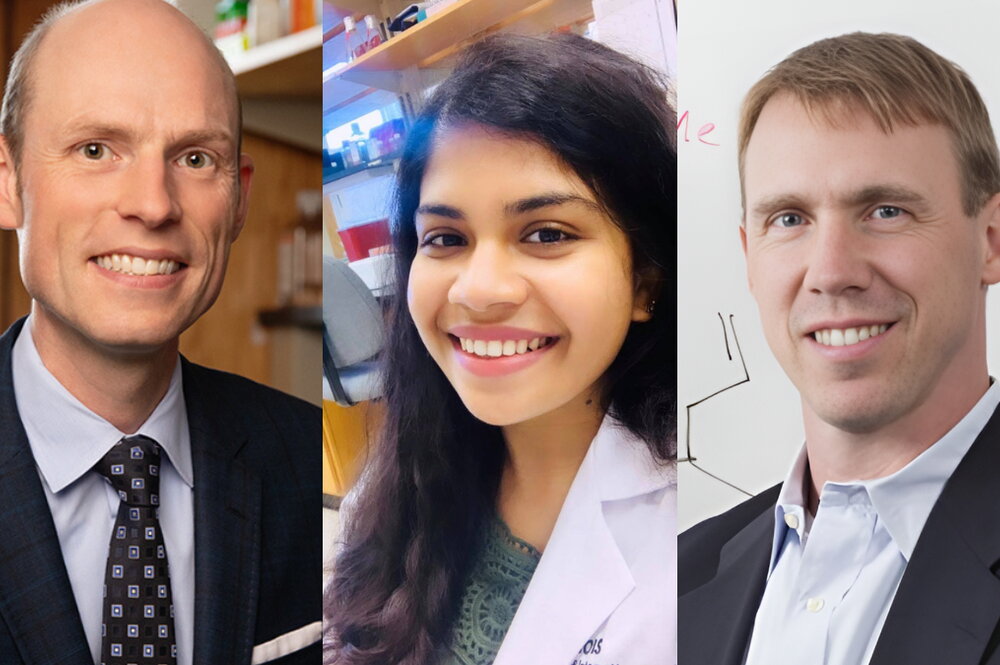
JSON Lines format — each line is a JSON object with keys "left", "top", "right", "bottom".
{"left": 738, "top": 32, "right": 1000, "bottom": 216}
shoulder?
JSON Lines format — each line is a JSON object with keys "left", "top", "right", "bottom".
{"left": 678, "top": 484, "right": 779, "bottom": 593}
{"left": 180, "top": 358, "right": 320, "bottom": 453}
{"left": 182, "top": 358, "right": 318, "bottom": 414}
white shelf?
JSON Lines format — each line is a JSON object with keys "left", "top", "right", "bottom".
{"left": 222, "top": 26, "right": 323, "bottom": 151}
{"left": 229, "top": 25, "right": 323, "bottom": 98}
{"left": 230, "top": 25, "right": 323, "bottom": 76}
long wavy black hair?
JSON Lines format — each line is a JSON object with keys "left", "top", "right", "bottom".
{"left": 325, "top": 32, "right": 676, "bottom": 665}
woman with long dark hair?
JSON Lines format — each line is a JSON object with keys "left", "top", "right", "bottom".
{"left": 325, "top": 32, "right": 676, "bottom": 665}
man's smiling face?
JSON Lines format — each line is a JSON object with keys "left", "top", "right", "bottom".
{"left": 0, "top": 0, "right": 252, "bottom": 357}
{"left": 742, "top": 93, "right": 999, "bottom": 434}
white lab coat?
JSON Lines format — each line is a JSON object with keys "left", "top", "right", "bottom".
{"left": 493, "top": 415, "right": 677, "bottom": 665}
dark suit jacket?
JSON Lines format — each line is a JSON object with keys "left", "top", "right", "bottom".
{"left": 679, "top": 404, "right": 1000, "bottom": 665}
{"left": 0, "top": 318, "right": 321, "bottom": 664}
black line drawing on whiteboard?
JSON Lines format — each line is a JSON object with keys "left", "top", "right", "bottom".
{"left": 680, "top": 313, "right": 753, "bottom": 496}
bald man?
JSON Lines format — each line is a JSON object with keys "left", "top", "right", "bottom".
{"left": 0, "top": 1, "right": 319, "bottom": 663}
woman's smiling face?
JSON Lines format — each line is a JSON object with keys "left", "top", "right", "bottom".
{"left": 407, "top": 124, "right": 651, "bottom": 426}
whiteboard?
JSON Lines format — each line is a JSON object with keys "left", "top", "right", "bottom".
{"left": 677, "top": 0, "right": 1000, "bottom": 530}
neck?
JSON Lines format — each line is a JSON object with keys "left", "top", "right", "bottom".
{"left": 29, "top": 308, "right": 178, "bottom": 434}
{"left": 802, "top": 368, "right": 989, "bottom": 514}
{"left": 497, "top": 390, "right": 604, "bottom": 550}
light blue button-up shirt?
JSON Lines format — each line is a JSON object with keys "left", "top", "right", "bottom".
{"left": 745, "top": 379, "right": 1000, "bottom": 665}
{"left": 11, "top": 317, "right": 195, "bottom": 665}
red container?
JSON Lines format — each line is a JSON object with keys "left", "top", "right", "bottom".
{"left": 338, "top": 219, "right": 391, "bottom": 262}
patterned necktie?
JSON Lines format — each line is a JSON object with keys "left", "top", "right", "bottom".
{"left": 94, "top": 435, "right": 177, "bottom": 665}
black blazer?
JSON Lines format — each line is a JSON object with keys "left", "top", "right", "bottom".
{"left": 679, "top": 405, "right": 1000, "bottom": 665}
{"left": 0, "top": 318, "right": 321, "bottom": 664}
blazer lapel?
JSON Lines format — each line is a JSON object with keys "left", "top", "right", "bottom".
{"left": 679, "top": 507, "right": 773, "bottom": 665}
{"left": 185, "top": 360, "right": 262, "bottom": 665}
{"left": 871, "top": 405, "right": 1000, "bottom": 665}
{"left": 0, "top": 318, "right": 92, "bottom": 664}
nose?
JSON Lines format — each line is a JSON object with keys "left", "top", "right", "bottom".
{"left": 803, "top": 218, "right": 873, "bottom": 295}
{"left": 448, "top": 241, "right": 528, "bottom": 312}
{"left": 116, "top": 155, "right": 180, "bottom": 228}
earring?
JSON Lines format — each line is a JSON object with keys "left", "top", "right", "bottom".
{"left": 646, "top": 300, "right": 656, "bottom": 316}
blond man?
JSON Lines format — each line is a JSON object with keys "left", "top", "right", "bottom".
{"left": 680, "top": 33, "right": 1000, "bottom": 665}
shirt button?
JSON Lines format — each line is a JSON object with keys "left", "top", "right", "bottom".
{"left": 784, "top": 513, "right": 799, "bottom": 529}
{"left": 806, "top": 597, "right": 825, "bottom": 613}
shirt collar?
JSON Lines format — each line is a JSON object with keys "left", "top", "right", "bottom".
{"left": 11, "top": 316, "right": 193, "bottom": 494}
{"left": 770, "top": 378, "right": 1000, "bottom": 568}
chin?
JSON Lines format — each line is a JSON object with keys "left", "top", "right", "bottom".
{"left": 79, "top": 316, "right": 187, "bottom": 355}
{"left": 457, "top": 394, "right": 542, "bottom": 428}
{"left": 810, "top": 394, "right": 906, "bottom": 435}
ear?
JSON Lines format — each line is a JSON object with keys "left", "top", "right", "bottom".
{"left": 230, "top": 152, "right": 254, "bottom": 242}
{"left": 981, "top": 192, "right": 1000, "bottom": 286}
{"left": 0, "top": 136, "right": 22, "bottom": 230}
{"left": 630, "top": 267, "right": 659, "bottom": 323}
{"left": 739, "top": 221, "right": 752, "bottom": 292}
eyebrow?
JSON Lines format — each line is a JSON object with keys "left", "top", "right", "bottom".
{"left": 61, "top": 122, "right": 235, "bottom": 150}
{"left": 415, "top": 192, "right": 602, "bottom": 221}
{"left": 415, "top": 203, "right": 464, "bottom": 220}
{"left": 750, "top": 184, "right": 931, "bottom": 219}
{"left": 503, "top": 192, "right": 603, "bottom": 216}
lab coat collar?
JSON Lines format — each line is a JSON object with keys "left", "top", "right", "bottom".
{"left": 594, "top": 415, "right": 676, "bottom": 502}
{"left": 493, "top": 414, "right": 673, "bottom": 665}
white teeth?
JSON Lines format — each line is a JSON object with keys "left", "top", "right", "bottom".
{"left": 458, "top": 335, "right": 556, "bottom": 358}
{"left": 94, "top": 253, "right": 182, "bottom": 276}
{"left": 813, "top": 324, "right": 891, "bottom": 347}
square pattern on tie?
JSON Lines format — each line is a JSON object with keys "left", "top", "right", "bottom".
{"left": 94, "top": 435, "right": 176, "bottom": 665}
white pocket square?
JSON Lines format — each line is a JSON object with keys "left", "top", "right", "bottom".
{"left": 251, "top": 621, "right": 321, "bottom": 664}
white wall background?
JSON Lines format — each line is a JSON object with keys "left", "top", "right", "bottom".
{"left": 678, "top": 0, "right": 1000, "bottom": 530}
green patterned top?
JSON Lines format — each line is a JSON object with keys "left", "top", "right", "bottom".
{"left": 441, "top": 518, "right": 542, "bottom": 665}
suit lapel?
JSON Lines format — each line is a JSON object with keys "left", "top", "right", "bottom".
{"left": 0, "top": 319, "right": 92, "bottom": 664}
{"left": 871, "top": 404, "right": 1000, "bottom": 665}
{"left": 679, "top": 506, "right": 773, "bottom": 665}
{"left": 185, "top": 360, "right": 262, "bottom": 665}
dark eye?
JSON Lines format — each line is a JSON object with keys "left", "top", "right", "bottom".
{"left": 80, "top": 143, "right": 108, "bottom": 160}
{"left": 422, "top": 233, "right": 465, "bottom": 248}
{"left": 180, "top": 151, "right": 213, "bottom": 169}
{"left": 871, "top": 206, "right": 903, "bottom": 220}
{"left": 772, "top": 213, "right": 804, "bottom": 228}
{"left": 524, "top": 227, "right": 573, "bottom": 244}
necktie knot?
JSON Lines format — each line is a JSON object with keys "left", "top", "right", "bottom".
{"left": 95, "top": 435, "right": 162, "bottom": 507}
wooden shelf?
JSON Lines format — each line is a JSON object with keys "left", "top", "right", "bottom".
{"left": 230, "top": 25, "right": 323, "bottom": 98}
{"left": 336, "top": 0, "right": 593, "bottom": 89}
{"left": 327, "top": 0, "right": 382, "bottom": 14}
